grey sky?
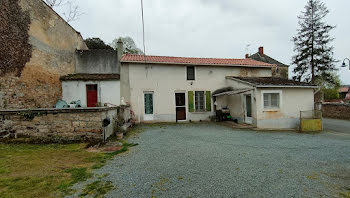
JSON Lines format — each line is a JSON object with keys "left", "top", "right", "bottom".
{"left": 60, "top": 0, "right": 350, "bottom": 84}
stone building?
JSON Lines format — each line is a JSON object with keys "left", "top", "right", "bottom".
{"left": 0, "top": 0, "right": 88, "bottom": 109}
{"left": 248, "top": 47, "right": 289, "bottom": 79}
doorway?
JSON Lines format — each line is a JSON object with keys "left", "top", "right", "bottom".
{"left": 144, "top": 92, "right": 154, "bottom": 121}
{"left": 86, "top": 84, "right": 98, "bottom": 107}
{"left": 245, "top": 94, "right": 252, "bottom": 124}
{"left": 175, "top": 93, "right": 186, "bottom": 121}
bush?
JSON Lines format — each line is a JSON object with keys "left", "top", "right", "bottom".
{"left": 323, "top": 88, "right": 339, "bottom": 100}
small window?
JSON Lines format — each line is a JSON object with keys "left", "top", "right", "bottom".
{"left": 187, "top": 66, "right": 195, "bottom": 80}
{"left": 263, "top": 93, "right": 280, "bottom": 109}
{"left": 195, "top": 91, "right": 205, "bottom": 111}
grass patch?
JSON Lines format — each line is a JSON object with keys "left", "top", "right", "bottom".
{"left": 87, "top": 142, "right": 138, "bottom": 170}
{"left": 0, "top": 142, "right": 135, "bottom": 198}
{"left": 340, "top": 190, "right": 350, "bottom": 198}
{"left": 80, "top": 180, "right": 115, "bottom": 198}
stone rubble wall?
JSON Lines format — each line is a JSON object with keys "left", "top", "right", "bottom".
{"left": 0, "top": 106, "right": 131, "bottom": 142}
{"left": 0, "top": 0, "right": 88, "bottom": 109}
{"left": 322, "top": 103, "right": 350, "bottom": 120}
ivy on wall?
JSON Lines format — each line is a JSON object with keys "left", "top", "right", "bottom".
{"left": 0, "top": 0, "right": 32, "bottom": 76}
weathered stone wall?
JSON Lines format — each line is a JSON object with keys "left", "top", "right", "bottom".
{"left": 322, "top": 103, "right": 350, "bottom": 120}
{"left": 0, "top": 0, "right": 88, "bottom": 109}
{"left": 75, "top": 50, "right": 119, "bottom": 74}
{"left": 272, "top": 66, "right": 289, "bottom": 79}
{"left": 0, "top": 107, "right": 124, "bottom": 142}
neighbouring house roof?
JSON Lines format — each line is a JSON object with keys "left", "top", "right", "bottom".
{"left": 339, "top": 87, "right": 349, "bottom": 93}
{"left": 346, "top": 93, "right": 350, "bottom": 99}
{"left": 227, "top": 77, "right": 318, "bottom": 88}
{"left": 60, "top": 73, "right": 120, "bottom": 81}
{"left": 121, "top": 54, "right": 276, "bottom": 68}
{"left": 249, "top": 53, "right": 288, "bottom": 67}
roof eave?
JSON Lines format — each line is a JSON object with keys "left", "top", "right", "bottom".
{"left": 256, "top": 85, "right": 319, "bottom": 89}
{"left": 226, "top": 77, "right": 256, "bottom": 87}
{"left": 226, "top": 77, "right": 318, "bottom": 89}
{"left": 61, "top": 78, "right": 120, "bottom": 81}
{"left": 121, "top": 61, "right": 275, "bottom": 68}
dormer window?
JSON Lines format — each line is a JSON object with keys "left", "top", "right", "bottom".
{"left": 187, "top": 66, "right": 195, "bottom": 80}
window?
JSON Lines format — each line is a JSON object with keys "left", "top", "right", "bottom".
{"left": 263, "top": 93, "right": 280, "bottom": 109}
{"left": 195, "top": 91, "right": 205, "bottom": 111}
{"left": 187, "top": 66, "right": 195, "bottom": 80}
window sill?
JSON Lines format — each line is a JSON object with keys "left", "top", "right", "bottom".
{"left": 191, "top": 111, "right": 210, "bottom": 114}
{"left": 263, "top": 109, "right": 280, "bottom": 112}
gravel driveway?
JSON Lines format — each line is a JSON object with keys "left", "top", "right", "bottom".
{"left": 87, "top": 123, "right": 350, "bottom": 197}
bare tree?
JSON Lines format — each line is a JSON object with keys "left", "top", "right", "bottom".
{"left": 44, "top": 0, "right": 63, "bottom": 7}
{"left": 44, "top": 0, "right": 82, "bottom": 22}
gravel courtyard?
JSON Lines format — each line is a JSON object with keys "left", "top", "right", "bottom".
{"left": 93, "top": 123, "right": 349, "bottom": 197}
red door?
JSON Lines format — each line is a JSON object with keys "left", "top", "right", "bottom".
{"left": 86, "top": 84, "right": 98, "bottom": 107}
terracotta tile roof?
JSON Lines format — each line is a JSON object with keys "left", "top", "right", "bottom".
{"left": 60, "top": 73, "right": 120, "bottom": 81}
{"left": 121, "top": 54, "right": 276, "bottom": 67}
{"left": 228, "top": 77, "right": 317, "bottom": 87}
{"left": 339, "top": 87, "right": 349, "bottom": 93}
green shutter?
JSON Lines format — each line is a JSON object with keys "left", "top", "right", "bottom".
{"left": 206, "top": 91, "right": 212, "bottom": 112}
{"left": 188, "top": 91, "right": 194, "bottom": 112}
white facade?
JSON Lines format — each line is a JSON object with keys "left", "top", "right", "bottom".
{"left": 255, "top": 88, "right": 315, "bottom": 129}
{"left": 121, "top": 63, "right": 272, "bottom": 122}
{"left": 216, "top": 79, "right": 316, "bottom": 129}
{"left": 62, "top": 80, "right": 120, "bottom": 107}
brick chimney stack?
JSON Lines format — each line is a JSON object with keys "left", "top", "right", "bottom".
{"left": 258, "top": 47, "right": 264, "bottom": 56}
{"left": 117, "top": 38, "right": 123, "bottom": 74}
{"left": 245, "top": 54, "right": 249, "bottom": 58}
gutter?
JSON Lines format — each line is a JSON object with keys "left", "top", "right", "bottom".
{"left": 256, "top": 85, "right": 319, "bottom": 89}
{"left": 227, "top": 77, "right": 319, "bottom": 89}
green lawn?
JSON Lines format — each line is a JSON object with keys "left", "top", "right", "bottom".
{"left": 0, "top": 143, "right": 132, "bottom": 198}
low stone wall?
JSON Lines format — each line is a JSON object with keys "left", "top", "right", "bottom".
{"left": 322, "top": 103, "right": 350, "bottom": 120}
{"left": 0, "top": 106, "right": 131, "bottom": 143}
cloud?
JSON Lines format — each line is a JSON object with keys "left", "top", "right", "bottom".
{"left": 65, "top": 0, "right": 350, "bottom": 84}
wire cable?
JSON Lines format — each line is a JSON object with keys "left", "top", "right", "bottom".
{"left": 140, "top": 0, "right": 146, "bottom": 64}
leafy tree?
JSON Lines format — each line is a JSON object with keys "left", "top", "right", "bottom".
{"left": 314, "top": 71, "right": 340, "bottom": 89}
{"left": 292, "top": 0, "right": 337, "bottom": 84}
{"left": 110, "top": 36, "right": 143, "bottom": 54}
{"left": 315, "top": 72, "right": 340, "bottom": 100}
{"left": 84, "top": 38, "right": 114, "bottom": 50}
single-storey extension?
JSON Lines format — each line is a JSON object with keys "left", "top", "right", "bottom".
{"left": 214, "top": 77, "right": 317, "bottom": 129}
{"left": 61, "top": 74, "right": 120, "bottom": 107}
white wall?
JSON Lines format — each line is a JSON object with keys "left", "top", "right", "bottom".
{"left": 255, "top": 88, "right": 315, "bottom": 129}
{"left": 62, "top": 80, "right": 120, "bottom": 107}
{"left": 124, "top": 63, "right": 272, "bottom": 122}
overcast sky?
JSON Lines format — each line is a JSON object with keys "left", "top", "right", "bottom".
{"left": 59, "top": 0, "right": 350, "bottom": 84}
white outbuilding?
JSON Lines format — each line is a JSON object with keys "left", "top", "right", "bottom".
{"left": 60, "top": 73, "right": 120, "bottom": 107}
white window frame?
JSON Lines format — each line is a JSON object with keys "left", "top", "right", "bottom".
{"left": 261, "top": 90, "right": 282, "bottom": 111}
{"left": 194, "top": 90, "right": 206, "bottom": 112}
{"left": 186, "top": 66, "right": 196, "bottom": 81}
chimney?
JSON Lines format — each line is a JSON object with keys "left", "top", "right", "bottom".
{"left": 258, "top": 47, "right": 264, "bottom": 56}
{"left": 245, "top": 54, "right": 249, "bottom": 58}
{"left": 116, "top": 38, "right": 123, "bottom": 74}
